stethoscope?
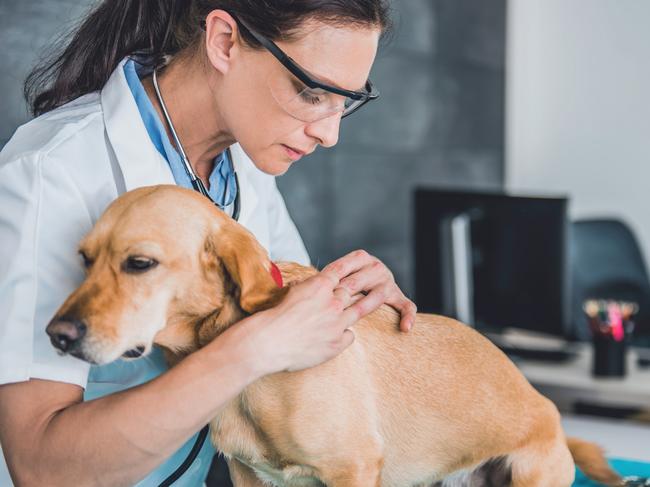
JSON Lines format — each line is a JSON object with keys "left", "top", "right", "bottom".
{"left": 152, "top": 68, "right": 241, "bottom": 221}
{"left": 151, "top": 67, "right": 236, "bottom": 485}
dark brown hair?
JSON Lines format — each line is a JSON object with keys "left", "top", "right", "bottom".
{"left": 25, "top": 0, "right": 392, "bottom": 116}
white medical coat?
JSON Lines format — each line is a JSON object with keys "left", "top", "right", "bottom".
{"left": 0, "top": 57, "right": 310, "bottom": 389}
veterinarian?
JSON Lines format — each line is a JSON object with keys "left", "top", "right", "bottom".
{"left": 0, "top": 1, "right": 417, "bottom": 485}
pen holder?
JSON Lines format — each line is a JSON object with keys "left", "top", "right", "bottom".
{"left": 583, "top": 299, "right": 637, "bottom": 378}
{"left": 592, "top": 334, "right": 627, "bottom": 377}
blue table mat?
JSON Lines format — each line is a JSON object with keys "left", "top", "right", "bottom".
{"left": 574, "top": 458, "right": 650, "bottom": 486}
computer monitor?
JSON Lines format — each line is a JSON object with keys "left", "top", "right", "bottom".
{"left": 414, "top": 188, "right": 571, "bottom": 338}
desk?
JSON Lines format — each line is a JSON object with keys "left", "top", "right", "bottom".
{"left": 514, "top": 344, "right": 650, "bottom": 411}
{"left": 510, "top": 339, "right": 650, "bottom": 469}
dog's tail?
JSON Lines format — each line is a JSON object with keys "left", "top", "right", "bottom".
{"left": 567, "top": 437, "right": 623, "bottom": 486}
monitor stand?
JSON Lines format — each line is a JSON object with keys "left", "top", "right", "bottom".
{"left": 440, "top": 211, "right": 474, "bottom": 325}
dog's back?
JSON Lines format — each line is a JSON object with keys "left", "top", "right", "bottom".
{"left": 250, "top": 262, "right": 619, "bottom": 487}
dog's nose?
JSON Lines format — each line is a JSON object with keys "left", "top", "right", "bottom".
{"left": 46, "top": 318, "right": 87, "bottom": 352}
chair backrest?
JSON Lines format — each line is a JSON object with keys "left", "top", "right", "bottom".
{"left": 570, "top": 218, "right": 650, "bottom": 340}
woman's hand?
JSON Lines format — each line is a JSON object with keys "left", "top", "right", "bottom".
{"left": 322, "top": 250, "right": 417, "bottom": 333}
{"left": 233, "top": 250, "right": 416, "bottom": 377}
{"left": 239, "top": 272, "right": 363, "bottom": 374}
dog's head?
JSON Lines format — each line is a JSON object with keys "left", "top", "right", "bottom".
{"left": 46, "top": 185, "right": 286, "bottom": 365}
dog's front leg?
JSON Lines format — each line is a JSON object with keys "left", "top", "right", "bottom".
{"left": 227, "top": 458, "right": 269, "bottom": 487}
{"left": 319, "top": 457, "right": 383, "bottom": 487}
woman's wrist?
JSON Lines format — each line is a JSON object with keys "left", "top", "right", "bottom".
{"left": 203, "top": 312, "right": 279, "bottom": 383}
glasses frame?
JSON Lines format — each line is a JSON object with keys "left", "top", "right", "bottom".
{"left": 201, "top": 16, "right": 380, "bottom": 119}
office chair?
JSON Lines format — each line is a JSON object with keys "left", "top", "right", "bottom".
{"left": 570, "top": 218, "right": 650, "bottom": 345}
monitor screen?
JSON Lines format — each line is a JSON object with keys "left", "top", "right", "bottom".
{"left": 415, "top": 188, "right": 570, "bottom": 338}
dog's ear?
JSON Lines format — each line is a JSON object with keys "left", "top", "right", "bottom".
{"left": 205, "top": 220, "right": 286, "bottom": 314}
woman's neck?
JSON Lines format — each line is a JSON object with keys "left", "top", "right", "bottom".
{"left": 142, "top": 55, "right": 236, "bottom": 183}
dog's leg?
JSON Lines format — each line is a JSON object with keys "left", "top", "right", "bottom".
{"left": 227, "top": 458, "right": 268, "bottom": 487}
{"left": 318, "top": 456, "right": 384, "bottom": 487}
{"left": 509, "top": 436, "right": 575, "bottom": 487}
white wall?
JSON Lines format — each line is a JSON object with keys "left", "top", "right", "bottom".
{"left": 506, "top": 0, "right": 650, "bottom": 264}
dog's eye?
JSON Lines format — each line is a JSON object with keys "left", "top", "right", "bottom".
{"left": 79, "top": 251, "right": 94, "bottom": 269}
{"left": 122, "top": 256, "right": 158, "bottom": 274}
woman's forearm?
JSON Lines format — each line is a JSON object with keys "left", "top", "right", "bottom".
{"left": 29, "top": 322, "right": 264, "bottom": 486}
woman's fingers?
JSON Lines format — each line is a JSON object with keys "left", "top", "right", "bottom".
{"left": 259, "top": 251, "right": 416, "bottom": 374}
{"left": 347, "top": 292, "right": 365, "bottom": 306}
{"left": 387, "top": 293, "right": 418, "bottom": 332}
{"left": 305, "top": 273, "right": 339, "bottom": 294}
{"left": 335, "top": 259, "right": 417, "bottom": 332}
{"left": 338, "top": 328, "right": 356, "bottom": 351}
{"left": 340, "top": 285, "right": 389, "bottom": 327}
{"left": 337, "top": 260, "right": 387, "bottom": 295}
{"left": 321, "top": 249, "right": 375, "bottom": 282}
{"left": 332, "top": 286, "right": 352, "bottom": 309}
{"left": 342, "top": 289, "right": 416, "bottom": 332}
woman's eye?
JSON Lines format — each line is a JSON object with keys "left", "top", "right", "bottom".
{"left": 291, "top": 80, "right": 325, "bottom": 105}
{"left": 299, "top": 90, "right": 323, "bottom": 105}
{"left": 122, "top": 256, "right": 158, "bottom": 274}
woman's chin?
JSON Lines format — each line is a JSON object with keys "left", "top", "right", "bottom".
{"left": 252, "top": 155, "right": 294, "bottom": 176}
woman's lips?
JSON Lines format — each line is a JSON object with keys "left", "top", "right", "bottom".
{"left": 283, "top": 144, "right": 305, "bottom": 161}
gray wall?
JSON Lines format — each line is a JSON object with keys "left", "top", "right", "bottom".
{"left": 0, "top": 0, "right": 506, "bottom": 297}
{"left": 278, "top": 0, "right": 506, "bottom": 295}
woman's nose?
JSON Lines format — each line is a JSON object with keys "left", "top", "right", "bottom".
{"left": 46, "top": 317, "right": 87, "bottom": 352}
{"left": 304, "top": 112, "right": 342, "bottom": 148}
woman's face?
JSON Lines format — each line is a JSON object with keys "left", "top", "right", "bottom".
{"left": 215, "top": 20, "right": 381, "bottom": 176}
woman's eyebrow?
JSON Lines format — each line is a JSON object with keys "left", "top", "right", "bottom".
{"left": 304, "top": 67, "right": 366, "bottom": 92}
{"left": 317, "top": 73, "right": 366, "bottom": 92}
{"left": 286, "top": 47, "right": 368, "bottom": 92}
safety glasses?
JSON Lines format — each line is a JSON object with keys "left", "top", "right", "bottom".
{"left": 231, "top": 16, "right": 380, "bottom": 122}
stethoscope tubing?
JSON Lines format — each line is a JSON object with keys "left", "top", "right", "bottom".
{"left": 152, "top": 68, "right": 241, "bottom": 221}
{"left": 151, "top": 67, "right": 239, "bottom": 485}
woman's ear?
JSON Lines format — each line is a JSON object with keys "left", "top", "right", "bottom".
{"left": 205, "top": 220, "right": 286, "bottom": 314}
{"left": 204, "top": 10, "right": 240, "bottom": 74}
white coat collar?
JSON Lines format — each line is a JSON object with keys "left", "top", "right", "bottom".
{"left": 100, "top": 58, "right": 259, "bottom": 226}
{"left": 101, "top": 59, "right": 175, "bottom": 191}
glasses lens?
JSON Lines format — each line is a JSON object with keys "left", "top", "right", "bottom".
{"left": 266, "top": 70, "right": 363, "bottom": 122}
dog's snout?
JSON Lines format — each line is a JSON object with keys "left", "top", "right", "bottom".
{"left": 46, "top": 318, "right": 87, "bottom": 352}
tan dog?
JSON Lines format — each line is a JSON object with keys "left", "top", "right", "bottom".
{"left": 47, "top": 185, "right": 623, "bottom": 487}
